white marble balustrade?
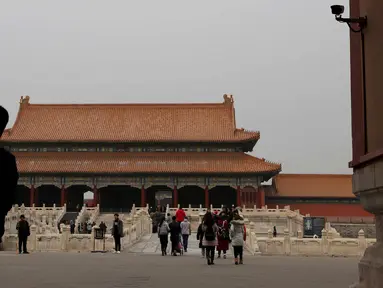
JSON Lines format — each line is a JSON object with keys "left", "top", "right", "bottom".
{"left": 2, "top": 209, "right": 152, "bottom": 253}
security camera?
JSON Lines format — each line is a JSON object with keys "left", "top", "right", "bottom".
{"left": 331, "top": 5, "right": 345, "bottom": 16}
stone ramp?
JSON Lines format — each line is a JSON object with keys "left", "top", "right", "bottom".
{"left": 126, "top": 233, "right": 250, "bottom": 256}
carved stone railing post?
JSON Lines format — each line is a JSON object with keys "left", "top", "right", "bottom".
{"left": 60, "top": 224, "right": 69, "bottom": 251}
{"left": 321, "top": 229, "right": 328, "bottom": 255}
{"left": 133, "top": 215, "right": 141, "bottom": 239}
{"left": 358, "top": 229, "right": 367, "bottom": 257}
{"left": 297, "top": 229, "right": 303, "bottom": 239}
{"left": 4, "top": 216, "right": 10, "bottom": 234}
{"left": 268, "top": 229, "right": 273, "bottom": 239}
{"left": 131, "top": 204, "right": 136, "bottom": 216}
{"left": 30, "top": 225, "right": 37, "bottom": 252}
{"left": 42, "top": 215, "right": 47, "bottom": 226}
{"left": 284, "top": 228, "right": 291, "bottom": 255}
{"left": 90, "top": 225, "right": 98, "bottom": 251}
{"left": 126, "top": 217, "right": 133, "bottom": 244}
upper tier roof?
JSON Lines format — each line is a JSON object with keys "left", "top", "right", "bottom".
{"left": 2, "top": 95, "right": 259, "bottom": 143}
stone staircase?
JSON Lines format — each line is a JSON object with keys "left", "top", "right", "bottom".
{"left": 60, "top": 212, "right": 78, "bottom": 224}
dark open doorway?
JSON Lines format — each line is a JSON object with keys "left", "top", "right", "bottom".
{"left": 209, "top": 186, "right": 237, "bottom": 208}
{"left": 178, "top": 186, "right": 204, "bottom": 208}
{"left": 99, "top": 185, "right": 140, "bottom": 213}
{"left": 146, "top": 185, "right": 173, "bottom": 211}
{"left": 37, "top": 185, "right": 61, "bottom": 207}
{"left": 66, "top": 185, "right": 92, "bottom": 212}
{"left": 15, "top": 185, "right": 30, "bottom": 206}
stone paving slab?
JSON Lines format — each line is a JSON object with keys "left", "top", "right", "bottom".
{"left": 0, "top": 251, "right": 359, "bottom": 288}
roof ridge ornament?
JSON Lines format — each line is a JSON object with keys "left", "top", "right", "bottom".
{"left": 223, "top": 94, "right": 234, "bottom": 105}
{"left": 19, "top": 95, "right": 30, "bottom": 107}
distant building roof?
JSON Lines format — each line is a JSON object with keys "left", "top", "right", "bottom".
{"left": 14, "top": 152, "right": 281, "bottom": 175}
{"left": 2, "top": 95, "right": 259, "bottom": 143}
{"left": 273, "top": 174, "right": 354, "bottom": 198}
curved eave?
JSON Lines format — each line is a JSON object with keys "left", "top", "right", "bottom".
{"left": 14, "top": 152, "right": 281, "bottom": 175}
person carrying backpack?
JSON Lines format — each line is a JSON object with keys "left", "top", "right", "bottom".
{"left": 202, "top": 212, "right": 218, "bottom": 265}
{"left": 158, "top": 216, "right": 170, "bottom": 256}
{"left": 230, "top": 211, "right": 245, "bottom": 265}
{"left": 217, "top": 213, "right": 230, "bottom": 259}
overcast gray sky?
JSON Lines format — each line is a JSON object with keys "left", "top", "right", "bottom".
{"left": 0, "top": 0, "right": 351, "bottom": 174}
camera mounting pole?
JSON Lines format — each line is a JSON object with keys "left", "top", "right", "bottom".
{"left": 332, "top": 6, "right": 368, "bottom": 154}
{"left": 334, "top": 15, "right": 367, "bottom": 33}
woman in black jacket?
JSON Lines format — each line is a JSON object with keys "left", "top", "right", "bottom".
{"left": 196, "top": 220, "right": 205, "bottom": 258}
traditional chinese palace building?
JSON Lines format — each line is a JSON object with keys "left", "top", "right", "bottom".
{"left": 1, "top": 95, "right": 281, "bottom": 212}
{"left": 264, "top": 174, "right": 371, "bottom": 218}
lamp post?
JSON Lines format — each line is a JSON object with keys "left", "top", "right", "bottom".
{"left": 330, "top": 5, "right": 368, "bottom": 154}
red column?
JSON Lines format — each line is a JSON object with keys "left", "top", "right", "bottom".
{"left": 204, "top": 186, "right": 209, "bottom": 208}
{"left": 30, "top": 185, "right": 35, "bottom": 206}
{"left": 140, "top": 185, "right": 146, "bottom": 207}
{"left": 93, "top": 186, "right": 99, "bottom": 205}
{"left": 236, "top": 186, "right": 241, "bottom": 207}
{"left": 173, "top": 186, "right": 178, "bottom": 208}
{"left": 60, "top": 185, "right": 66, "bottom": 206}
{"left": 257, "top": 186, "right": 265, "bottom": 207}
{"left": 243, "top": 189, "right": 248, "bottom": 207}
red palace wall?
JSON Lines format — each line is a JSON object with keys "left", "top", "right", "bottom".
{"left": 265, "top": 203, "right": 372, "bottom": 217}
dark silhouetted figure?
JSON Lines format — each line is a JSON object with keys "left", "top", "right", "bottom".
{"left": 0, "top": 106, "right": 19, "bottom": 245}
{"left": 16, "top": 214, "right": 30, "bottom": 254}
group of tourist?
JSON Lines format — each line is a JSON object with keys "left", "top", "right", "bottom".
{"left": 157, "top": 206, "right": 246, "bottom": 265}
{"left": 158, "top": 209, "right": 191, "bottom": 255}
{"left": 57, "top": 220, "right": 97, "bottom": 234}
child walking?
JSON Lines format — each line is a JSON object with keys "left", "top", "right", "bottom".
{"left": 230, "top": 211, "right": 245, "bottom": 265}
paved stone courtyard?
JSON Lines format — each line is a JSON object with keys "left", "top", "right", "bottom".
{"left": 0, "top": 251, "right": 359, "bottom": 288}
{"left": 0, "top": 233, "right": 359, "bottom": 288}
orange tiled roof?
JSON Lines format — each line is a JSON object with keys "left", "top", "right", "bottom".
{"left": 2, "top": 95, "right": 259, "bottom": 143}
{"left": 273, "top": 174, "right": 354, "bottom": 198}
{"left": 14, "top": 152, "right": 281, "bottom": 174}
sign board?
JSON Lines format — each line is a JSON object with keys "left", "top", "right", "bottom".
{"left": 91, "top": 227, "right": 106, "bottom": 253}
{"left": 94, "top": 228, "right": 105, "bottom": 240}
{"left": 303, "top": 217, "right": 326, "bottom": 238}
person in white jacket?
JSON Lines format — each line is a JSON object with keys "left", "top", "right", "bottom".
{"left": 180, "top": 217, "right": 191, "bottom": 252}
{"left": 230, "top": 212, "right": 245, "bottom": 265}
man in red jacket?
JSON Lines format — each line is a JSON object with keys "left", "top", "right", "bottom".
{"left": 175, "top": 208, "right": 186, "bottom": 223}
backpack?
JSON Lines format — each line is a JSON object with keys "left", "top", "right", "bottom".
{"left": 219, "top": 226, "right": 230, "bottom": 240}
{"left": 205, "top": 226, "right": 216, "bottom": 241}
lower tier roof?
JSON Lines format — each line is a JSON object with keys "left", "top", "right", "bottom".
{"left": 14, "top": 152, "right": 281, "bottom": 174}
